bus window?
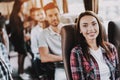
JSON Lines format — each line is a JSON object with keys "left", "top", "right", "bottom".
{"left": 67, "top": 0, "right": 84, "bottom": 15}
{"left": 99, "top": 0, "right": 120, "bottom": 33}
{"left": 0, "top": 2, "right": 14, "bottom": 18}
{"left": 43, "top": 0, "right": 53, "bottom": 6}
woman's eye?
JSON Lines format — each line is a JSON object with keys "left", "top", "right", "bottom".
{"left": 92, "top": 23, "right": 96, "bottom": 26}
{"left": 83, "top": 25, "right": 87, "bottom": 27}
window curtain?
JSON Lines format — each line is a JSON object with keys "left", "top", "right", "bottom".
{"left": 62, "top": 0, "right": 68, "bottom": 13}
{"left": 40, "top": 0, "right": 43, "bottom": 8}
{"left": 83, "top": 0, "right": 98, "bottom": 14}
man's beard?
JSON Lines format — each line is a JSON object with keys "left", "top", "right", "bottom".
{"left": 51, "top": 21, "right": 59, "bottom": 27}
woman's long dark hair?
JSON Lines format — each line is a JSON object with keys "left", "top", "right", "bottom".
{"left": 75, "top": 11, "right": 111, "bottom": 61}
{"left": 8, "top": 0, "right": 24, "bottom": 35}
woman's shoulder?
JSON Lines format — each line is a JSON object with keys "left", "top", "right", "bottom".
{"left": 104, "top": 42, "right": 117, "bottom": 56}
{"left": 104, "top": 41, "right": 116, "bottom": 49}
{"left": 71, "top": 44, "right": 82, "bottom": 53}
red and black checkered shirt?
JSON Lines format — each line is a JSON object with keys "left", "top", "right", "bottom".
{"left": 70, "top": 43, "right": 119, "bottom": 80}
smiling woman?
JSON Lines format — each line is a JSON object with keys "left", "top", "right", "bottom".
{"left": 70, "top": 11, "right": 120, "bottom": 80}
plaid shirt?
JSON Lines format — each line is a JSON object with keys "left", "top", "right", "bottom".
{"left": 0, "top": 43, "right": 13, "bottom": 80}
{"left": 70, "top": 43, "right": 119, "bottom": 80}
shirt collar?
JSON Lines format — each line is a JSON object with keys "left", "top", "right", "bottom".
{"left": 48, "top": 23, "right": 64, "bottom": 36}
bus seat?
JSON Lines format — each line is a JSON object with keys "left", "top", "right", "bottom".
{"left": 108, "top": 20, "right": 120, "bottom": 63}
{"left": 60, "top": 14, "right": 78, "bottom": 24}
{"left": 60, "top": 16, "right": 73, "bottom": 24}
{"left": 61, "top": 24, "right": 76, "bottom": 80}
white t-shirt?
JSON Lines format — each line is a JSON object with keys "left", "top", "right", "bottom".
{"left": 38, "top": 23, "right": 66, "bottom": 80}
{"left": 38, "top": 23, "right": 64, "bottom": 55}
{"left": 31, "top": 25, "right": 43, "bottom": 58}
{"left": 90, "top": 47, "right": 111, "bottom": 80}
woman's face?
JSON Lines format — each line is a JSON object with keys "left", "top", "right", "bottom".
{"left": 79, "top": 15, "right": 99, "bottom": 41}
{"left": 31, "top": 10, "right": 45, "bottom": 22}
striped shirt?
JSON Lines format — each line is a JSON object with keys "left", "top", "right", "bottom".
{"left": 0, "top": 43, "right": 13, "bottom": 80}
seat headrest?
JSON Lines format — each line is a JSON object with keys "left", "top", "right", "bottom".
{"left": 108, "top": 20, "right": 120, "bottom": 46}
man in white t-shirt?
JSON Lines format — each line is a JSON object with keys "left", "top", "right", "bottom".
{"left": 38, "top": 2, "right": 66, "bottom": 80}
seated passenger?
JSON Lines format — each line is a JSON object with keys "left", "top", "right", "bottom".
{"left": 23, "top": 20, "right": 34, "bottom": 59}
{"left": 70, "top": 11, "right": 120, "bottom": 80}
{"left": 38, "top": 2, "right": 66, "bottom": 80}
{"left": 30, "top": 7, "right": 48, "bottom": 78}
{"left": 30, "top": 7, "right": 45, "bottom": 60}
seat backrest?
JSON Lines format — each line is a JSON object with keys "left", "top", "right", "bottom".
{"left": 61, "top": 24, "right": 75, "bottom": 80}
{"left": 108, "top": 21, "right": 120, "bottom": 64}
